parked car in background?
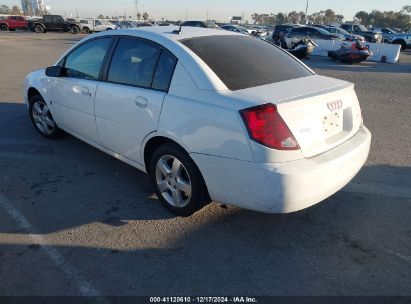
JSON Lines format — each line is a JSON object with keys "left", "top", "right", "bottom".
{"left": 136, "top": 22, "right": 153, "bottom": 27}
{"left": 273, "top": 24, "right": 299, "bottom": 34}
{"left": 181, "top": 21, "right": 219, "bottom": 29}
{"left": 340, "top": 24, "right": 382, "bottom": 43}
{"left": 77, "top": 19, "right": 115, "bottom": 34}
{"left": 246, "top": 25, "right": 268, "bottom": 36}
{"left": 220, "top": 24, "right": 250, "bottom": 35}
{"left": 323, "top": 26, "right": 365, "bottom": 42}
{"left": 287, "top": 26, "right": 341, "bottom": 41}
{"left": 24, "top": 27, "right": 370, "bottom": 216}
{"left": 28, "top": 15, "right": 74, "bottom": 33}
{"left": 115, "top": 21, "right": 134, "bottom": 29}
{"left": 0, "top": 15, "right": 28, "bottom": 31}
{"left": 272, "top": 24, "right": 300, "bottom": 40}
{"left": 378, "top": 28, "right": 411, "bottom": 50}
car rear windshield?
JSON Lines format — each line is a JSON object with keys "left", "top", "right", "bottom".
{"left": 180, "top": 35, "right": 313, "bottom": 91}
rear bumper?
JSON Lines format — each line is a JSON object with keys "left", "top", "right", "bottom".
{"left": 191, "top": 126, "right": 371, "bottom": 213}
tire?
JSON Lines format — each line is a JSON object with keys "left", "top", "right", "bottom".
{"left": 34, "top": 24, "right": 44, "bottom": 33}
{"left": 82, "top": 27, "right": 90, "bottom": 34}
{"left": 149, "top": 143, "right": 210, "bottom": 216}
{"left": 0, "top": 24, "right": 8, "bottom": 31}
{"left": 29, "top": 95, "right": 63, "bottom": 139}
{"left": 392, "top": 40, "right": 406, "bottom": 51}
{"left": 70, "top": 26, "right": 79, "bottom": 34}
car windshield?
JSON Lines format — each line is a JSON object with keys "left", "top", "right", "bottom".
{"left": 335, "top": 28, "right": 350, "bottom": 35}
{"left": 180, "top": 35, "right": 313, "bottom": 91}
{"left": 237, "top": 26, "right": 249, "bottom": 32}
{"left": 314, "top": 27, "right": 332, "bottom": 35}
{"left": 358, "top": 24, "right": 367, "bottom": 31}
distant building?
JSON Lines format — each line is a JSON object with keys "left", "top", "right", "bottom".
{"left": 230, "top": 16, "right": 243, "bottom": 24}
{"left": 21, "top": 0, "right": 46, "bottom": 16}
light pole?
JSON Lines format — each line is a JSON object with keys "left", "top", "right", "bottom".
{"left": 305, "top": 0, "right": 309, "bottom": 15}
{"left": 305, "top": 0, "right": 310, "bottom": 24}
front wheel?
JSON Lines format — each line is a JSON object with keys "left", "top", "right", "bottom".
{"left": 34, "top": 24, "right": 44, "bottom": 33}
{"left": 29, "top": 95, "right": 63, "bottom": 139}
{"left": 82, "top": 27, "right": 90, "bottom": 34}
{"left": 149, "top": 144, "right": 210, "bottom": 216}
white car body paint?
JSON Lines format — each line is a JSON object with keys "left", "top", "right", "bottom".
{"left": 24, "top": 27, "right": 371, "bottom": 214}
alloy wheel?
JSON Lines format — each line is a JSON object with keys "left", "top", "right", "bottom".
{"left": 31, "top": 100, "right": 55, "bottom": 135}
{"left": 155, "top": 155, "right": 192, "bottom": 208}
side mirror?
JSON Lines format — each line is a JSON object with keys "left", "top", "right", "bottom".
{"left": 45, "top": 66, "right": 64, "bottom": 77}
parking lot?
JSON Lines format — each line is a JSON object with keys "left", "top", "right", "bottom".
{"left": 0, "top": 32, "right": 410, "bottom": 297}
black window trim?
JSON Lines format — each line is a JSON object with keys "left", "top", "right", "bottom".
{"left": 101, "top": 35, "right": 178, "bottom": 93}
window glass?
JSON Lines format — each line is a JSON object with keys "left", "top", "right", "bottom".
{"left": 65, "top": 38, "right": 112, "bottom": 80}
{"left": 107, "top": 38, "right": 161, "bottom": 88}
{"left": 291, "top": 28, "right": 307, "bottom": 34}
{"left": 152, "top": 51, "right": 177, "bottom": 91}
{"left": 181, "top": 35, "right": 312, "bottom": 91}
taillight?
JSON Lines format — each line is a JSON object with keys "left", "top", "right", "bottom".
{"left": 240, "top": 103, "right": 300, "bottom": 150}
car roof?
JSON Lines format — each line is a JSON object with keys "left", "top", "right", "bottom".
{"left": 64, "top": 27, "right": 240, "bottom": 92}
{"left": 92, "top": 26, "right": 235, "bottom": 41}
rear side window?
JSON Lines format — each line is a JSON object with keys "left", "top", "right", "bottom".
{"left": 107, "top": 37, "right": 161, "bottom": 88}
{"left": 152, "top": 51, "right": 177, "bottom": 91}
{"left": 181, "top": 35, "right": 312, "bottom": 91}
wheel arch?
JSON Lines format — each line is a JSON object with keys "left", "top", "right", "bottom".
{"left": 142, "top": 135, "right": 211, "bottom": 201}
{"left": 392, "top": 39, "right": 406, "bottom": 44}
{"left": 28, "top": 87, "right": 42, "bottom": 101}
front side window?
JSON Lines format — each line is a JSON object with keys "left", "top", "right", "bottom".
{"left": 181, "top": 35, "right": 312, "bottom": 91}
{"left": 107, "top": 38, "right": 161, "bottom": 88}
{"left": 64, "top": 37, "right": 112, "bottom": 80}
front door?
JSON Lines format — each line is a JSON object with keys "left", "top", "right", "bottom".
{"left": 51, "top": 37, "right": 113, "bottom": 143}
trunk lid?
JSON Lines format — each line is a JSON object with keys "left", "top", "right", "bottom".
{"left": 231, "top": 75, "right": 363, "bottom": 158}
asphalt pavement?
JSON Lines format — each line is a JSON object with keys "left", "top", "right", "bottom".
{"left": 0, "top": 32, "right": 410, "bottom": 297}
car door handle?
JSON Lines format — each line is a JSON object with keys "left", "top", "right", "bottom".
{"left": 81, "top": 87, "right": 92, "bottom": 97}
{"left": 135, "top": 96, "right": 148, "bottom": 108}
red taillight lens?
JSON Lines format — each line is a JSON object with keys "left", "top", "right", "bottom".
{"left": 240, "top": 103, "right": 300, "bottom": 150}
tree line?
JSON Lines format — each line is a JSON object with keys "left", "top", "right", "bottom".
{"left": 0, "top": 4, "right": 21, "bottom": 15}
{"left": 251, "top": 6, "right": 411, "bottom": 29}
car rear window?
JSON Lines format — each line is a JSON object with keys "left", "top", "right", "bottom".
{"left": 180, "top": 35, "right": 312, "bottom": 91}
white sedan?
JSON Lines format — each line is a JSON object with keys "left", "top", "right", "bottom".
{"left": 24, "top": 27, "right": 371, "bottom": 216}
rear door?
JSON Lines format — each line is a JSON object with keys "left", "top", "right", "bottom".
{"left": 17, "top": 16, "right": 27, "bottom": 28}
{"left": 95, "top": 37, "right": 177, "bottom": 164}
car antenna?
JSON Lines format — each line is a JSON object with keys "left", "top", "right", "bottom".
{"left": 172, "top": 21, "right": 182, "bottom": 35}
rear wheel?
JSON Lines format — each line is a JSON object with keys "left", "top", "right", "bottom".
{"left": 34, "top": 24, "right": 44, "bottom": 33}
{"left": 0, "top": 24, "right": 8, "bottom": 31}
{"left": 149, "top": 143, "right": 210, "bottom": 216}
{"left": 29, "top": 95, "right": 63, "bottom": 139}
{"left": 70, "top": 26, "right": 79, "bottom": 34}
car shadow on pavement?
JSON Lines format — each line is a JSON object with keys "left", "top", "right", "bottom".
{"left": 1, "top": 102, "right": 411, "bottom": 295}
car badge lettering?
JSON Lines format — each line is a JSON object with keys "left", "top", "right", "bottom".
{"left": 327, "top": 100, "right": 343, "bottom": 112}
